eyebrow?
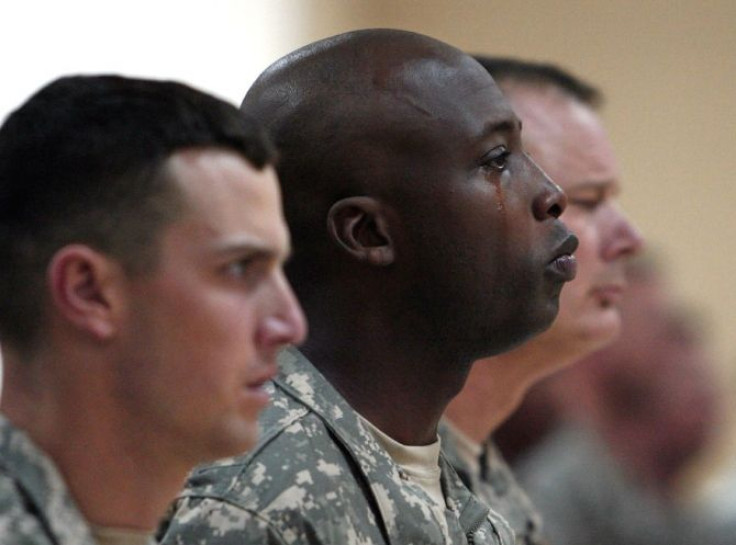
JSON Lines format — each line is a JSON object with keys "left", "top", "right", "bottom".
{"left": 479, "top": 117, "right": 522, "bottom": 140}
{"left": 213, "top": 236, "right": 291, "bottom": 261}
{"left": 566, "top": 180, "right": 620, "bottom": 195}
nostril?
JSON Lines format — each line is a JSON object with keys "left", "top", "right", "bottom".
{"left": 548, "top": 203, "right": 563, "bottom": 219}
{"left": 534, "top": 176, "right": 567, "bottom": 221}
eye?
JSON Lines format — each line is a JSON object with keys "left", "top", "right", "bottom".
{"left": 480, "top": 146, "right": 510, "bottom": 173}
{"left": 224, "top": 257, "right": 258, "bottom": 280}
{"left": 567, "top": 186, "right": 611, "bottom": 212}
{"left": 569, "top": 197, "right": 604, "bottom": 211}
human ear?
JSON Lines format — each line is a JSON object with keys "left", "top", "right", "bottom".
{"left": 327, "top": 196, "right": 394, "bottom": 266}
{"left": 47, "top": 245, "right": 125, "bottom": 340}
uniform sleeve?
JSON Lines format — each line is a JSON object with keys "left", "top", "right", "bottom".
{"left": 157, "top": 496, "right": 288, "bottom": 545}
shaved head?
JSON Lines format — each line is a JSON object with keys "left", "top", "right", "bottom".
{"left": 242, "top": 28, "right": 573, "bottom": 365}
{"left": 242, "top": 29, "right": 492, "bottom": 259}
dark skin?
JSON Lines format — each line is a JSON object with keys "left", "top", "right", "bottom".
{"left": 243, "top": 29, "right": 578, "bottom": 445}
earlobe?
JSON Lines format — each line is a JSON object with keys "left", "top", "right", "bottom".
{"left": 48, "top": 245, "right": 122, "bottom": 340}
{"left": 327, "top": 197, "right": 395, "bottom": 266}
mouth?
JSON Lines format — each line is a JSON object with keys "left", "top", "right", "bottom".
{"left": 241, "top": 371, "right": 277, "bottom": 410}
{"left": 592, "top": 284, "right": 625, "bottom": 307}
{"left": 244, "top": 363, "right": 278, "bottom": 394}
{"left": 245, "top": 376, "right": 273, "bottom": 390}
{"left": 245, "top": 364, "right": 278, "bottom": 390}
{"left": 546, "top": 234, "right": 579, "bottom": 282}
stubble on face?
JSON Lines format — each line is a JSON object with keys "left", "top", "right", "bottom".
{"left": 114, "top": 149, "right": 297, "bottom": 465}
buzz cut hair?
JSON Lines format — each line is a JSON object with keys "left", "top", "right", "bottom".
{"left": 0, "top": 74, "right": 276, "bottom": 354}
{"left": 472, "top": 55, "right": 603, "bottom": 108}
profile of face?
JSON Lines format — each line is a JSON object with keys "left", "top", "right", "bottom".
{"left": 116, "top": 149, "right": 306, "bottom": 462}
{"left": 503, "top": 85, "right": 644, "bottom": 357}
{"left": 382, "top": 57, "right": 580, "bottom": 359}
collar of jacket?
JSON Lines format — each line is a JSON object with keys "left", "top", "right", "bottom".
{"left": 272, "top": 347, "right": 510, "bottom": 544}
{"left": 0, "top": 415, "right": 97, "bottom": 545}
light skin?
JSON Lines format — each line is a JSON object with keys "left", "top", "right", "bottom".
{"left": 446, "top": 82, "right": 644, "bottom": 442}
{"left": 0, "top": 148, "right": 306, "bottom": 529}
{"left": 558, "top": 276, "right": 719, "bottom": 497}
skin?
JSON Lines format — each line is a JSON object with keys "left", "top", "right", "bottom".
{"left": 0, "top": 148, "right": 306, "bottom": 529}
{"left": 244, "top": 31, "right": 578, "bottom": 445}
{"left": 446, "top": 82, "right": 644, "bottom": 442}
{"left": 561, "top": 275, "right": 720, "bottom": 497}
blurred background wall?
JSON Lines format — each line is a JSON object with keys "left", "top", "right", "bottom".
{"left": 2, "top": 0, "right": 735, "bottom": 476}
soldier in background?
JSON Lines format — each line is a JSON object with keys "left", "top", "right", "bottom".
{"left": 441, "top": 57, "right": 643, "bottom": 544}
{"left": 159, "top": 29, "right": 578, "bottom": 545}
{"left": 0, "top": 75, "right": 306, "bottom": 544}
{"left": 507, "top": 255, "right": 729, "bottom": 545}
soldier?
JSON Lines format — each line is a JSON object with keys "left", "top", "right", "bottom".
{"left": 0, "top": 75, "right": 306, "bottom": 544}
{"left": 159, "top": 29, "right": 577, "bottom": 545}
{"left": 441, "top": 58, "right": 643, "bottom": 544}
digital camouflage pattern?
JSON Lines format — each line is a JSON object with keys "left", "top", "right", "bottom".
{"left": 0, "top": 415, "right": 97, "bottom": 545}
{"left": 159, "top": 347, "right": 514, "bottom": 545}
{"left": 439, "top": 421, "right": 546, "bottom": 545}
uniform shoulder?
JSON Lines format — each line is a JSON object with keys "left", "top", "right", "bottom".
{"left": 0, "top": 473, "right": 55, "bottom": 545}
{"left": 158, "top": 495, "right": 286, "bottom": 545}
{"left": 163, "top": 408, "right": 382, "bottom": 544}
{"left": 184, "top": 408, "right": 357, "bottom": 508}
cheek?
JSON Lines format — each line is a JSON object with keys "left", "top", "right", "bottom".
{"left": 157, "top": 294, "right": 260, "bottom": 385}
{"left": 194, "top": 298, "right": 261, "bottom": 366}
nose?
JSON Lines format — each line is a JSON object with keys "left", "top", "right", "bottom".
{"left": 602, "top": 203, "right": 645, "bottom": 261}
{"left": 530, "top": 161, "right": 567, "bottom": 221}
{"left": 258, "top": 274, "right": 308, "bottom": 349}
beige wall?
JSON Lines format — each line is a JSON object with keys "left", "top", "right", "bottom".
{"left": 270, "top": 0, "right": 736, "bottom": 371}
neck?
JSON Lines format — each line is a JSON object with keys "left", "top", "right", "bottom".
{"left": 47, "top": 425, "right": 187, "bottom": 530}
{"left": 301, "top": 322, "right": 474, "bottom": 446}
{"left": 445, "top": 337, "right": 576, "bottom": 444}
{"left": 1, "top": 352, "right": 188, "bottom": 531}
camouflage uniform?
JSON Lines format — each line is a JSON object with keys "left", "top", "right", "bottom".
{"left": 0, "top": 415, "right": 97, "bottom": 545}
{"left": 159, "top": 347, "right": 514, "bottom": 545}
{"left": 439, "top": 421, "right": 546, "bottom": 545}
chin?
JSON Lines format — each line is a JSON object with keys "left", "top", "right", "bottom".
{"left": 574, "top": 313, "right": 622, "bottom": 352}
{"left": 502, "top": 302, "right": 562, "bottom": 355}
{"left": 531, "top": 298, "right": 563, "bottom": 337}
{"left": 205, "top": 424, "right": 260, "bottom": 461}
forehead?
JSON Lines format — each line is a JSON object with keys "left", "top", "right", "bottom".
{"left": 504, "top": 85, "right": 620, "bottom": 191}
{"left": 377, "top": 56, "right": 519, "bottom": 152}
{"left": 164, "top": 149, "right": 288, "bottom": 253}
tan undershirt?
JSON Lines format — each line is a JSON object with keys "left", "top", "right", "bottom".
{"left": 91, "top": 525, "right": 154, "bottom": 545}
{"left": 359, "top": 416, "right": 445, "bottom": 508}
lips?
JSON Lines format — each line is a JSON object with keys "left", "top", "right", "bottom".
{"left": 592, "top": 284, "right": 624, "bottom": 306}
{"left": 246, "top": 364, "right": 278, "bottom": 389}
{"left": 547, "top": 234, "right": 579, "bottom": 282}
{"left": 244, "top": 361, "right": 278, "bottom": 395}
{"left": 242, "top": 368, "right": 277, "bottom": 409}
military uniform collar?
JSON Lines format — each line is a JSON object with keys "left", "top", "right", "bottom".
{"left": 275, "top": 348, "right": 512, "bottom": 544}
{"left": 275, "top": 347, "right": 412, "bottom": 539}
{"left": 0, "top": 414, "right": 97, "bottom": 545}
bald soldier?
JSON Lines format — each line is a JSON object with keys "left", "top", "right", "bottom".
{"left": 159, "top": 29, "right": 578, "bottom": 545}
{"left": 0, "top": 76, "right": 306, "bottom": 545}
{"left": 441, "top": 58, "right": 643, "bottom": 544}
